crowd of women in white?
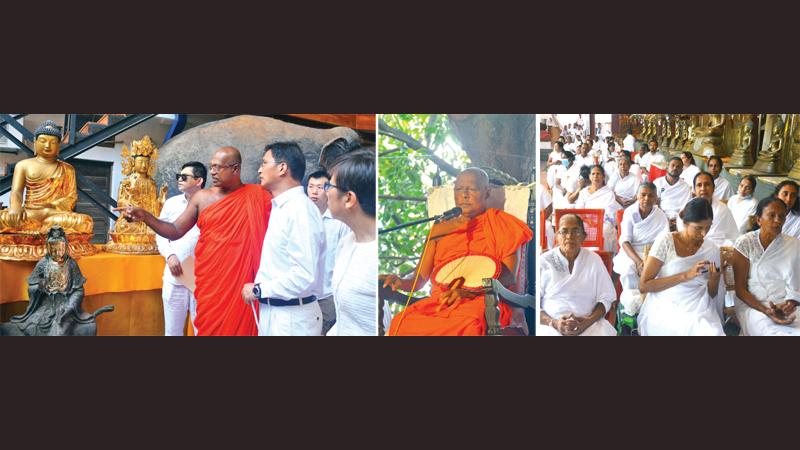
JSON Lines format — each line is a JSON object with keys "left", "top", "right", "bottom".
{"left": 539, "top": 131, "right": 800, "bottom": 336}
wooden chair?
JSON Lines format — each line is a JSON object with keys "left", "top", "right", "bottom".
{"left": 553, "top": 208, "right": 617, "bottom": 325}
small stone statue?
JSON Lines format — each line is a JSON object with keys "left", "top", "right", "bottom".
{"left": 0, "top": 226, "right": 113, "bottom": 336}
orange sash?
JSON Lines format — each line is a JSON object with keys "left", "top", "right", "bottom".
{"left": 194, "top": 184, "right": 272, "bottom": 336}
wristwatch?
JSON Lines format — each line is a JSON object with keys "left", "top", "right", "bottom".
{"left": 252, "top": 283, "right": 262, "bottom": 300}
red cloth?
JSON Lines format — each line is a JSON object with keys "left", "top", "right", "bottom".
{"left": 388, "top": 208, "right": 532, "bottom": 336}
{"left": 194, "top": 184, "right": 272, "bottom": 336}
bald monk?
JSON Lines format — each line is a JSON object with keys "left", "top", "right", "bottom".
{"left": 382, "top": 168, "right": 533, "bottom": 335}
{"left": 117, "top": 147, "right": 272, "bottom": 336}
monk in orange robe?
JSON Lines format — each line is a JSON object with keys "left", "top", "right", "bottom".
{"left": 117, "top": 147, "right": 271, "bottom": 336}
{"left": 382, "top": 168, "right": 532, "bottom": 336}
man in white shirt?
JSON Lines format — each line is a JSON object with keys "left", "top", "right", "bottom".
{"left": 653, "top": 157, "right": 692, "bottom": 221}
{"left": 623, "top": 128, "right": 636, "bottom": 152}
{"left": 242, "top": 142, "right": 326, "bottom": 336}
{"left": 640, "top": 138, "right": 666, "bottom": 179}
{"left": 156, "top": 162, "right": 205, "bottom": 336}
{"left": 707, "top": 156, "right": 733, "bottom": 202}
{"left": 305, "top": 168, "right": 351, "bottom": 335}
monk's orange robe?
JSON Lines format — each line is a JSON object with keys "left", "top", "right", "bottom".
{"left": 388, "top": 208, "right": 532, "bottom": 336}
{"left": 194, "top": 184, "right": 272, "bottom": 336}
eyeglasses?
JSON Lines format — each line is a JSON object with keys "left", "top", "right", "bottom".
{"left": 175, "top": 173, "right": 198, "bottom": 181}
{"left": 556, "top": 229, "right": 584, "bottom": 237}
{"left": 209, "top": 163, "right": 238, "bottom": 172}
{"left": 323, "top": 181, "right": 344, "bottom": 192}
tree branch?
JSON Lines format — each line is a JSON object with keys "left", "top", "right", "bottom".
{"left": 379, "top": 118, "right": 461, "bottom": 177}
{"left": 379, "top": 195, "right": 427, "bottom": 202}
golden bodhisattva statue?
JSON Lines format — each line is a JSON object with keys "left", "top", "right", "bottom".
{"left": 753, "top": 115, "right": 785, "bottom": 174}
{"left": 106, "top": 136, "right": 167, "bottom": 254}
{"left": 693, "top": 114, "right": 726, "bottom": 157}
{"left": 682, "top": 116, "right": 698, "bottom": 153}
{"left": 0, "top": 121, "right": 96, "bottom": 261}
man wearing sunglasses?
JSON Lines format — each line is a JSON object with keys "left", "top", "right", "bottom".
{"left": 155, "top": 162, "right": 206, "bottom": 336}
{"left": 116, "top": 147, "right": 272, "bottom": 336}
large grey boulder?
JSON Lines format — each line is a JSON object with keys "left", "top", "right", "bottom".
{"left": 155, "top": 115, "right": 360, "bottom": 196}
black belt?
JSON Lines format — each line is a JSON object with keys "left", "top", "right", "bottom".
{"left": 258, "top": 295, "right": 317, "bottom": 307}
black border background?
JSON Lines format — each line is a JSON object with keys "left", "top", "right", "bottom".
{"left": 3, "top": 3, "right": 800, "bottom": 448}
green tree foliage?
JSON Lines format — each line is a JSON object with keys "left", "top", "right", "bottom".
{"left": 378, "top": 114, "right": 469, "bottom": 284}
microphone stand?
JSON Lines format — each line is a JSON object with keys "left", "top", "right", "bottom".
{"left": 378, "top": 215, "right": 442, "bottom": 235}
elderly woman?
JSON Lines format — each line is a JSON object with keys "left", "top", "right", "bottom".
{"left": 575, "top": 164, "right": 622, "bottom": 252}
{"left": 774, "top": 180, "right": 800, "bottom": 239}
{"left": 539, "top": 214, "right": 617, "bottom": 336}
{"left": 638, "top": 197, "right": 726, "bottom": 336}
{"left": 727, "top": 175, "right": 758, "bottom": 234}
{"left": 608, "top": 153, "right": 640, "bottom": 208}
{"left": 612, "top": 182, "right": 669, "bottom": 315}
{"left": 731, "top": 197, "right": 800, "bottom": 335}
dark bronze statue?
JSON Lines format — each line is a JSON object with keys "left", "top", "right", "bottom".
{"left": 0, "top": 226, "right": 113, "bottom": 336}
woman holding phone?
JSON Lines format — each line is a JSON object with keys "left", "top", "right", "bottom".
{"left": 637, "top": 197, "right": 726, "bottom": 335}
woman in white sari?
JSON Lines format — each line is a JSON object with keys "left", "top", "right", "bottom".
{"left": 638, "top": 197, "right": 726, "bottom": 336}
{"left": 727, "top": 175, "right": 758, "bottom": 234}
{"left": 539, "top": 214, "right": 617, "bottom": 336}
{"left": 731, "top": 197, "right": 800, "bottom": 335}
{"left": 575, "top": 165, "right": 622, "bottom": 253}
{"left": 612, "top": 182, "right": 669, "bottom": 315}
{"left": 774, "top": 180, "right": 800, "bottom": 240}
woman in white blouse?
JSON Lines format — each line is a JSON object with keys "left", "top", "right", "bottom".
{"left": 731, "top": 196, "right": 800, "bottom": 335}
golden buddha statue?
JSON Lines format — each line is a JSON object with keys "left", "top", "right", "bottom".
{"left": 729, "top": 118, "right": 756, "bottom": 167}
{"left": 692, "top": 114, "right": 726, "bottom": 157}
{"left": 682, "top": 115, "right": 698, "bottom": 153}
{"left": 106, "top": 136, "right": 167, "bottom": 254}
{"left": 0, "top": 120, "right": 96, "bottom": 261}
{"left": 786, "top": 115, "right": 800, "bottom": 180}
{"left": 753, "top": 115, "right": 785, "bottom": 174}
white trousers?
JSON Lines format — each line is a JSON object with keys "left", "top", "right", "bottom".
{"left": 162, "top": 282, "right": 197, "bottom": 336}
{"left": 258, "top": 300, "right": 322, "bottom": 336}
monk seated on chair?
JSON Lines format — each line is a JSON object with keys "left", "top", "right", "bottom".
{"left": 381, "top": 168, "right": 532, "bottom": 336}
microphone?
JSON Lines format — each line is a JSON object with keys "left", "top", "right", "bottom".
{"left": 436, "top": 206, "right": 462, "bottom": 222}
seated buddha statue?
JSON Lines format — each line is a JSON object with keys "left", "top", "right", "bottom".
{"left": 106, "top": 135, "right": 167, "bottom": 254}
{"left": 729, "top": 119, "right": 755, "bottom": 167}
{"left": 754, "top": 115, "right": 785, "bottom": 174}
{"left": 692, "top": 114, "right": 726, "bottom": 157}
{"left": 0, "top": 121, "right": 95, "bottom": 261}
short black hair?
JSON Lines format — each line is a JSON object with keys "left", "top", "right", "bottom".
{"left": 741, "top": 175, "right": 757, "bottom": 191}
{"left": 707, "top": 155, "right": 723, "bottom": 169}
{"left": 682, "top": 197, "right": 714, "bottom": 223}
{"left": 265, "top": 142, "right": 306, "bottom": 182}
{"left": 329, "top": 149, "right": 376, "bottom": 217}
{"left": 608, "top": 142, "right": 616, "bottom": 148}
{"left": 182, "top": 161, "right": 207, "bottom": 188}
{"left": 626, "top": 128, "right": 633, "bottom": 134}
{"left": 649, "top": 138, "right": 659, "bottom": 145}
{"left": 774, "top": 179, "right": 800, "bottom": 213}
{"left": 639, "top": 181, "right": 657, "bottom": 193}
{"left": 306, "top": 169, "right": 330, "bottom": 183}
{"left": 669, "top": 156, "right": 682, "bottom": 165}
{"left": 693, "top": 171, "right": 714, "bottom": 188}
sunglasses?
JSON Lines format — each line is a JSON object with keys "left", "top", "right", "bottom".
{"left": 176, "top": 173, "right": 198, "bottom": 182}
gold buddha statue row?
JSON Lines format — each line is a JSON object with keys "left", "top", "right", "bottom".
{"left": 0, "top": 121, "right": 96, "bottom": 261}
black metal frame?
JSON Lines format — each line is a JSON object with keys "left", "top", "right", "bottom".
{"left": 0, "top": 114, "right": 157, "bottom": 220}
